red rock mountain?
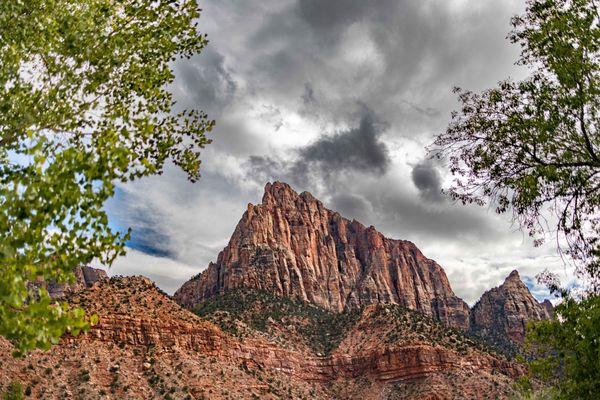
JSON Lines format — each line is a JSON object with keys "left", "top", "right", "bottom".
{"left": 175, "top": 181, "right": 470, "bottom": 329}
{"left": 470, "top": 270, "right": 554, "bottom": 345}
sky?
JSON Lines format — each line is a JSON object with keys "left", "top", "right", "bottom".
{"left": 99, "top": 0, "right": 579, "bottom": 305}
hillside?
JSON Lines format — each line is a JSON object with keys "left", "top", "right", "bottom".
{"left": 194, "top": 288, "right": 524, "bottom": 399}
{"left": 2, "top": 274, "right": 525, "bottom": 399}
{"left": 1, "top": 183, "right": 554, "bottom": 399}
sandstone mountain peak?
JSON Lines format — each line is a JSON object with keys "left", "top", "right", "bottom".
{"left": 504, "top": 269, "right": 525, "bottom": 285}
{"left": 507, "top": 269, "right": 520, "bottom": 279}
{"left": 261, "top": 181, "right": 323, "bottom": 210}
{"left": 175, "top": 181, "right": 470, "bottom": 329}
{"left": 470, "top": 270, "right": 553, "bottom": 350}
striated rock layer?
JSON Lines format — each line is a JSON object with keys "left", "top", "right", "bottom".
{"left": 175, "top": 181, "right": 470, "bottom": 329}
{"left": 1, "top": 276, "right": 524, "bottom": 399}
{"left": 470, "top": 270, "right": 553, "bottom": 344}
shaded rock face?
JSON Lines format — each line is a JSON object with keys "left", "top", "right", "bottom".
{"left": 175, "top": 181, "right": 470, "bottom": 330}
{"left": 33, "top": 265, "right": 108, "bottom": 299}
{"left": 469, "top": 270, "right": 553, "bottom": 345}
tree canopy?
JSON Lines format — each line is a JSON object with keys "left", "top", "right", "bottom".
{"left": 525, "top": 292, "right": 600, "bottom": 398}
{"left": 435, "top": 1, "right": 600, "bottom": 398}
{"left": 434, "top": 0, "right": 600, "bottom": 287}
{"left": 0, "top": 0, "right": 213, "bottom": 355}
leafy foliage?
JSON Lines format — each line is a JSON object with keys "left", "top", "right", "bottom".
{"left": 0, "top": 0, "right": 213, "bottom": 355}
{"left": 434, "top": 1, "right": 600, "bottom": 396}
{"left": 433, "top": 0, "right": 600, "bottom": 286}
{"left": 1, "top": 381, "right": 23, "bottom": 400}
{"left": 525, "top": 293, "right": 600, "bottom": 399}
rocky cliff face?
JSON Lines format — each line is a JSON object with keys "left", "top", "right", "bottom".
{"left": 30, "top": 265, "right": 108, "bottom": 299}
{"left": 469, "top": 270, "right": 553, "bottom": 347}
{"left": 175, "top": 181, "right": 470, "bottom": 330}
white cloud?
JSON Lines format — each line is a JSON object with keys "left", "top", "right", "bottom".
{"left": 94, "top": 248, "right": 200, "bottom": 295}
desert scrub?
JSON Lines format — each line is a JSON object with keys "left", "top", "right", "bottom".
{"left": 195, "top": 288, "right": 360, "bottom": 354}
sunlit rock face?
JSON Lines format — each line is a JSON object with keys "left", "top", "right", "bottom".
{"left": 175, "top": 181, "right": 470, "bottom": 330}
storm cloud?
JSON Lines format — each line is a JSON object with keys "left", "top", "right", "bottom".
{"left": 411, "top": 159, "right": 444, "bottom": 203}
{"left": 299, "top": 111, "right": 389, "bottom": 174}
{"left": 245, "top": 109, "right": 389, "bottom": 188}
{"left": 100, "top": 0, "right": 577, "bottom": 303}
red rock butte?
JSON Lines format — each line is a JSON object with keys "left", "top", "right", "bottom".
{"left": 175, "top": 181, "right": 471, "bottom": 330}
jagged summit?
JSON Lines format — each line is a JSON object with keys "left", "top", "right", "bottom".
{"left": 506, "top": 269, "right": 520, "bottom": 280}
{"left": 504, "top": 269, "right": 528, "bottom": 286}
{"left": 470, "top": 270, "right": 553, "bottom": 347}
{"left": 175, "top": 181, "right": 553, "bottom": 343}
{"left": 262, "top": 181, "right": 295, "bottom": 205}
{"left": 175, "top": 181, "right": 471, "bottom": 329}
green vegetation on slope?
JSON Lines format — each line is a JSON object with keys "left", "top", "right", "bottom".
{"left": 359, "top": 305, "right": 502, "bottom": 356}
{"left": 195, "top": 289, "right": 360, "bottom": 355}
{"left": 194, "top": 288, "right": 503, "bottom": 359}
{"left": 469, "top": 328, "right": 522, "bottom": 359}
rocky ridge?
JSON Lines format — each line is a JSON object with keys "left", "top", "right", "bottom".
{"left": 175, "top": 182, "right": 554, "bottom": 351}
{"left": 175, "top": 181, "right": 470, "bottom": 330}
{"left": 29, "top": 265, "right": 108, "bottom": 299}
{"left": 1, "top": 274, "right": 524, "bottom": 399}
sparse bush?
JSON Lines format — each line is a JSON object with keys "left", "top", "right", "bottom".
{"left": 2, "top": 382, "right": 23, "bottom": 400}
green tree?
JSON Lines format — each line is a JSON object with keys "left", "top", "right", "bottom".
{"left": 434, "top": 0, "right": 600, "bottom": 286}
{"left": 525, "top": 291, "right": 600, "bottom": 399}
{"left": 434, "top": 1, "right": 600, "bottom": 398}
{"left": 0, "top": 0, "right": 213, "bottom": 355}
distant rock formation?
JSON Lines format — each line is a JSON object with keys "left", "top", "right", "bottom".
{"left": 175, "top": 181, "right": 470, "bottom": 330}
{"left": 30, "top": 265, "right": 108, "bottom": 299}
{"left": 469, "top": 270, "right": 553, "bottom": 351}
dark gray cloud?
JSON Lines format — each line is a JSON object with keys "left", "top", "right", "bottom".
{"left": 411, "top": 159, "right": 444, "bottom": 203}
{"left": 368, "top": 181, "right": 499, "bottom": 242}
{"left": 245, "top": 108, "right": 390, "bottom": 188}
{"left": 235, "top": 0, "right": 527, "bottom": 136}
{"left": 329, "top": 193, "right": 373, "bottom": 224}
{"left": 102, "top": 0, "right": 579, "bottom": 303}
{"left": 173, "top": 47, "right": 237, "bottom": 115}
{"left": 299, "top": 111, "right": 389, "bottom": 174}
{"left": 297, "top": 0, "right": 372, "bottom": 32}
{"left": 302, "top": 82, "right": 316, "bottom": 106}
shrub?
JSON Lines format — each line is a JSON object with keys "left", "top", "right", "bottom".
{"left": 2, "top": 382, "right": 23, "bottom": 400}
